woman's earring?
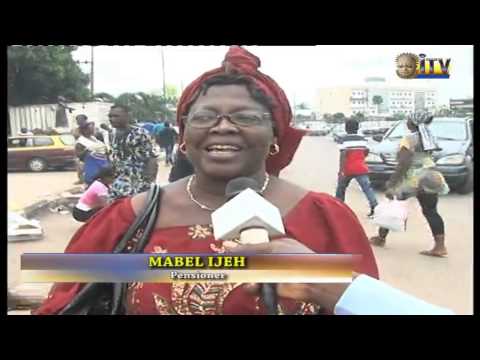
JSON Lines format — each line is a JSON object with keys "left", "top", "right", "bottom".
{"left": 269, "top": 144, "right": 280, "bottom": 156}
{"left": 179, "top": 142, "right": 187, "bottom": 154}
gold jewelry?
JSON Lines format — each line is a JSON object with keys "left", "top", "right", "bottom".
{"left": 186, "top": 173, "right": 270, "bottom": 211}
{"left": 269, "top": 144, "right": 280, "bottom": 156}
{"left": 179, "top": 142, "right": 187, "bottom": 154}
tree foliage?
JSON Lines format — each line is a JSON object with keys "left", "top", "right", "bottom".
{"left": 372, "top": 95, "right": 383, "bottom": 105}
{"left": 8, "top": 45, "right": 91, "bottom": 106}
{"left": 114, "top": 92, "right": 176, "bottom": 122}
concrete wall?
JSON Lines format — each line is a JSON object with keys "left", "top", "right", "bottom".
{"left": 8, "top": 101, "right": 114, "bottom": 136}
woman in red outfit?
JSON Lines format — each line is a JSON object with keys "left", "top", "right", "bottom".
{"left": 35, "top": 46, "right": 378, "bottom": 315}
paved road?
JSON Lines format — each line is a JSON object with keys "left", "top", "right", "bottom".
{"left": 8, "top": 170, "right": 78, "bottom": 211}
{"left": 7, "top": 157, "right": 171, "bottom": 212}
{"left": 284, "top": 136, "right": 473, "bottom": 314}
{"left": 8, "top": 138, "right": 473, "bottom": 314}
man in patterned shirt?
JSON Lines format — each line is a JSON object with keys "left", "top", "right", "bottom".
{"left": 108, "top": 104, "right": 159, "bottom": 200}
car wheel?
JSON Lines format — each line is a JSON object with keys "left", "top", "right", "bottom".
{"left": 28, "top": 158, "right": 47, "bottom": 172}
{"left": 456, "top": 163, "right": 473, "bottom": 194}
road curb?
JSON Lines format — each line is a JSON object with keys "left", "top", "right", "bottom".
{"left": 20, "top": 186, "right": 84, "bottom": 218}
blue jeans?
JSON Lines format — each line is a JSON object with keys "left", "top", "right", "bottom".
{"left": 165, "top": 144, "right": 174, "bottom": 164}
{"left": 335, "top": 174, "right": 378, "bottom": 209}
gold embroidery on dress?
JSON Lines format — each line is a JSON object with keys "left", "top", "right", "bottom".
{"left": 187, "top": 225, "right": 213, "bottom": 239}
{"left": 265, "top": 301, "right": 319, "bottom": 315}
{"left": 254, "top": 296, "right": 261, "bottom": 311}
{"left": 128, "top": 281, "right": 320, "bottom": 315}
{"left": 296, "top": 302, "right": 321, "bottom": 314}
{"left": 170, "top": 282, "right": 243, "bottom": 315}
{"left": 128, "top": 282, "right": 144, "bottom": 306}
{"left": 152, "top": 293, "right": 177, "bottom": 315}
{"left": 152, "top": 245, "right": 168, "bottom": 253}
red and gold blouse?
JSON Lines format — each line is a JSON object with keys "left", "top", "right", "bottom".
{"left": 34, "top": 191, "right": 379, "bottom": 315}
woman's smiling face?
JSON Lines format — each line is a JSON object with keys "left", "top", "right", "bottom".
{"left": 183, "top": 84, "right": 277, "bottom": 181}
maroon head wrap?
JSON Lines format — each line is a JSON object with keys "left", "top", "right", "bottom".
{"left": 177, "top": 46, "right": 306, "bottom": 175}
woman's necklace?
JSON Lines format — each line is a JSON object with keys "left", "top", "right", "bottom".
{"left": 186, "top": 173, "right": 270, "bottom": 211}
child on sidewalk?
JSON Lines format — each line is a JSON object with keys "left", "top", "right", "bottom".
{"left": 72, "top": 166, "right": 115, "bottom": 222}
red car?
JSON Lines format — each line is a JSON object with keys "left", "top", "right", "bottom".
{"left": 8, "top": 135, "right": 77, "bottom": 172}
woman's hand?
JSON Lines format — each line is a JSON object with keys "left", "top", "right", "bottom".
{"left": 224, "top": 239, "right": 358, "bottom": 312}
{"left": 242, "top": 282, "right": 352, "bottom": 313}
{"left": 241, "top": 273, "right": 360, "bottom": 314}
{"left": 223, "top": 237, "right": 315, "bottom": 254}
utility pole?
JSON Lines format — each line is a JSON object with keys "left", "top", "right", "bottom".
{"left": 75, "top": 46, "right": 95, "bottom": 99}
{"left": 90, "top": 46, "right": 94, "bottom": 98}
{"left": 161, "top": 46, "right": 166, "bottom": 98}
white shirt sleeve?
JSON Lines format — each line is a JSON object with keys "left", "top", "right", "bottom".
{"left": 334, "top": 275, "right": 455, "bottom": 315}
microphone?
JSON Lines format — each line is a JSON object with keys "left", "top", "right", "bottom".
{"left": 211, "top": 179, "right": 285, "bottom": 242}
{"left": 211, "top": 177, "right": 284, "bottom": 315}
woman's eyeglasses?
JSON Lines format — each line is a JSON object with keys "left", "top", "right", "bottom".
{"left": 183, "top": 111, "right": 272, "bottom": 129}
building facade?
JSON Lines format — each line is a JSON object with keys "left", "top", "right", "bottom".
{"left": 314, "top": 78, "right": 437, "bottom": 117}
{"left": 450, "top": 98, "right": 473, "bottom": 116}
{"left": 8, "top": 101, "right": 114, "bottom": 137}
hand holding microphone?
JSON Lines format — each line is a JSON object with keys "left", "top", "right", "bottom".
{"left": 211, "top": 177, "right": 314, "bottom": 314}
{"left": 223, "top": 237, "right": 314, "bottom": 254}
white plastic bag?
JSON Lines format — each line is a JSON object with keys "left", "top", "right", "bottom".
{"left": 372, "top": 199, "right": 408, "bottom": 232}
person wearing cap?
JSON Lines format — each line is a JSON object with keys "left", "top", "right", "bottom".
{"left": 370, "top": 112, "right": 449, "bottom": 257}
{"left": 35, "top": 46, "right": 381, "bottom": 315}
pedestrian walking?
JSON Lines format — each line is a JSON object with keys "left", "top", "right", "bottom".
{"left": 369, "top": 112, "right": 449, "bottom": 257}
{"left": 158, "top": 122, "right": 178, "bottom": 166}
{"left": 72, "top": 115, "right": 89, "bottom": 185}
{"left": 108, "top": 104, "right": 159, "bottom": 200}
{"left": 335, "top": 118, "right": 378, "bottom": 217}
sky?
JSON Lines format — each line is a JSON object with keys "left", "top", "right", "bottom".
{"left": 72, "top": 45, "right": 473, "bottom": 107}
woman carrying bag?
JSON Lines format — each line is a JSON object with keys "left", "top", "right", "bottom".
{"left": 370, "top": 112, "right": 449, "bottom": 257}
{"left": 75, "top": 120, "right": 111, "bottom": 187}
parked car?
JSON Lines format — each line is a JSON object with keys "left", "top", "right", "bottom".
{"left": 330, "top": 124, "right": 347, "bottom": 142}
{"left": 362, "top": 127, "right": 390, "bottom": 136}
{"left": 361, "top": 121, "right": 391, "bottom": 137}
{"left": 366, "top": 117, "right": 474, "bottom": 194}
{"left": 8, "top": 134, "right": 77, "bottom": 172}
{"left": 307, "top": 129, "right": 330, "bottom": 136}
